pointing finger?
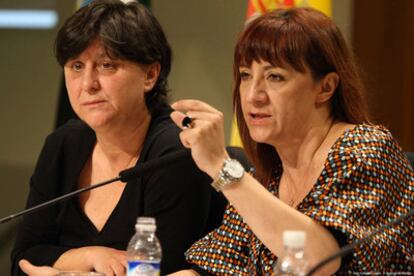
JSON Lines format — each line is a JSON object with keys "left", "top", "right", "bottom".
{"left": 171, "top": 99, "right": 218, "bottom": 113}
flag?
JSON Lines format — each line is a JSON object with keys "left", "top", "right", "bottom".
{"left": 246, "top": 0, "right": 330, "bottom": 17}
{"left": 229, "top": 0, "right": 331, "bottom": 146}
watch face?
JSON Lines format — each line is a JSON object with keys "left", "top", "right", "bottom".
{"left": 224, "top": 159, "right": 245, "bottom": 179}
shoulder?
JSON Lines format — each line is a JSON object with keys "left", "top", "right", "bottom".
{"left": 328, "top": 124, "right": 413, "bottom": 185}
{"left": 31, "top": 120, "right": 94, "bottom": 193}
{"left": 39, "top": 119, "right": 94, "bottom": 161}
{"left": 336, "top": 124, "right": 393, "bottom": 148}
{"left": 142, "top": 106, "right": 183, "bottom": 159}
{"left": 45, "top": 119, "right": 94, "bottom": 145}
{"left": 333, "top": 124, "right": 403, "bottom": 161}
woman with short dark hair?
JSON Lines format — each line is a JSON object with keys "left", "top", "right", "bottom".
{"left": 11, "top": 1, "right": 224, "bottom": 275}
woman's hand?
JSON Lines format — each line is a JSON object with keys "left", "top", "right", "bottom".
{"left": 53, "top": 246, "right": 127, "bottom": 276}
{"left": 19, "top": 259, "right": 59, "bottom": 276}
{"left": 171, "top": 100, "right": 229, "bottom": 178}
{"left": 84, "top": 246, "right": 127, "bottom": 276}
{"left": 21, "top": 247, "right": 127, "bottom": 276}
{"left": 168, "top": 269, "right": 200, "bottom": 276}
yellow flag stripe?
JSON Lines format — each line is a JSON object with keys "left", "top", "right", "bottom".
{"left": 230, "top": 118, "right": 243, "bottom": 147}
{"left": 302, "top": 0, "right": 331, "bottom": 16}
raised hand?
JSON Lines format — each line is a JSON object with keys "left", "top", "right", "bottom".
{"left": 171, "top": 100, "right": 229, "bottom": 179}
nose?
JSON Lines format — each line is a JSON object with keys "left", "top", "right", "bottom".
{"left": 246, "top": 76, "right": 268, "bottom": 104}
{"left": 82, "top": 67, "right": 100, "bottom": 94}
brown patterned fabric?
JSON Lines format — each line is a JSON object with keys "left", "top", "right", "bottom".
{"left": 186, "top": 124, "right": 414, "bottom": 275}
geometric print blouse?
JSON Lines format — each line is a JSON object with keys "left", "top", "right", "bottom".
{"left": 186, "top": 124, "right": 414, "bottom": 275}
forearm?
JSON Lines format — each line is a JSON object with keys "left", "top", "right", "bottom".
{"left": 168, "top": 269, "right": 199, "bottom": 276}
{"left": 221, "top": 173, "right": 341, "bottom": 274}
{"left": 53, "top": 247, "right": 92, "bottom": 271}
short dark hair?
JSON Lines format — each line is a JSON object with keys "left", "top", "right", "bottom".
{"left": 233, "top": 8, "right": 369, "bottom": 186}
{"left": 55, "top": 0, "right": 172, "bottom": 115}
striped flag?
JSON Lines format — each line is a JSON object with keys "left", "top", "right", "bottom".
{"left": 229, "top": 0, "right": 331, "bottom": 146}
{"left": 246, "top": 0, "right": 331, "bottom": 17}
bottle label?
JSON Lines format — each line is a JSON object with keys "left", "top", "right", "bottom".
{"left": 127, "top": 260, "right": 160, "bottom": 276}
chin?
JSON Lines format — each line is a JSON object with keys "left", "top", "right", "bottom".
{"left": 248, "top": 130, "right": 272, "bottom": 144}
{"left": 81, "top": 114, "right": 114, "bottom": 130}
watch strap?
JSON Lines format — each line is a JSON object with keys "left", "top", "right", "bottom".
{"left": 211, "top": 158, "right": 244, "bottom": 192}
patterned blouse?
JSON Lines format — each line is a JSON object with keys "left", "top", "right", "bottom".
{"left": 186, "top": 124, "right": 414, "bottom": 275}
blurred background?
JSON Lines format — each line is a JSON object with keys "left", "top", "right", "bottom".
{"left": 0, "top": 0, "right": 413, "bottom": 273}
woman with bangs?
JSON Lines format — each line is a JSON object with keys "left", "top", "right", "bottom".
{"left": 170, "top": 7, "right": 414, "bottom": 275}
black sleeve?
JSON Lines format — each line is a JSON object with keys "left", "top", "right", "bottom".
{"left": 140, "top": 126, "right": 220, "bottom": 275}
{"left": 10, "top": 135, "right": 70, "bottom": 276}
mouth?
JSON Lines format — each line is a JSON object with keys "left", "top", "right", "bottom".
{"left": 249, "top": 112, "right": 271, "bottom": 119}
{"left": 247, "top": 112, "right": 271, "bottom": 125}
{"left": 82, "top": 100, "right": 106, "bottom": 106}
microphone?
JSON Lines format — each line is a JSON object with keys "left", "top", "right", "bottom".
{"left": 305, "top": 208, "right": 414, "bottom": 275}
{"left": 119, "top": 149, "right": 190, "bottom": 182}
{"left": 0, "top": 149, "right": 190, "bottom": 224}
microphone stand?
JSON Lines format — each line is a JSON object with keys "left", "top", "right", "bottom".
{"left": 0, "top": 149, "right": 190, "bottom": 225}
{"left": 0, "top": 176, "right": 120, "bottom": 224}
{"left": 305, "top": 208, "right": 414, "bottom": 275}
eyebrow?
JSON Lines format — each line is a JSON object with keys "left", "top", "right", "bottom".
{"left": 263, "top": 65, "right": 277, "bottom": 70}
{"left": 97, "top": 51, "right": 112, "bottom": 59}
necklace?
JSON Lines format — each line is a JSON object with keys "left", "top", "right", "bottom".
{"left": 283, "top": 120, "right": 335, "bottom": 207}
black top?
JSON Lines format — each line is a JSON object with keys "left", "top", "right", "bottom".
{"left": 11, "top": 106, "right": 226, "bottom": 275}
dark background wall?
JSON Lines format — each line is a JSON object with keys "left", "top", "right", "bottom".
{"left": 0, "top": 0, "right": 74, "bottom": 272}
{"left": 353, "top": 0, "right": 414, "bottom": 151}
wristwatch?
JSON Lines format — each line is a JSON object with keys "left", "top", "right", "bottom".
{"left": 211, "top": 158, "right": 245, "bottom": 192}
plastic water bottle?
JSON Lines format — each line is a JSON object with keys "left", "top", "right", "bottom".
{"left": 127, "top": 217, "right": 162, "bottom": 276}
{"left": 273, "top": 230, "right": 308, "bottom": 276}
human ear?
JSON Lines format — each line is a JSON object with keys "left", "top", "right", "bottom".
{"left": 316, "top": 72, "right": 339, "bottom": 104}
{"left": 143, "top": 62, "right": 161, "bottom": 93}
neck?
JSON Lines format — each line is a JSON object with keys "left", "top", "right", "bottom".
{"left": 276, "top": 116, "right": 335, "bottom": 207}
{"left": 94, "top": 114, "right": 151, "bottom": 170}
{"left": 276, "top": 116, "right": 334, "bottom": 174}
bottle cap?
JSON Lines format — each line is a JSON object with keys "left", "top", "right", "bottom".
{"left": 135, "top": 216, "right": 156, "bottom": 231}
{"left": 283, "top": 230, "right": 306, "bottom": 248}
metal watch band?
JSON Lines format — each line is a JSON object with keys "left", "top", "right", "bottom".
{"left": 211, "top": 158, "right": 244, "bottom": 192}
{"left": 211, "top": 170, "right": 227, "bottom": 192}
